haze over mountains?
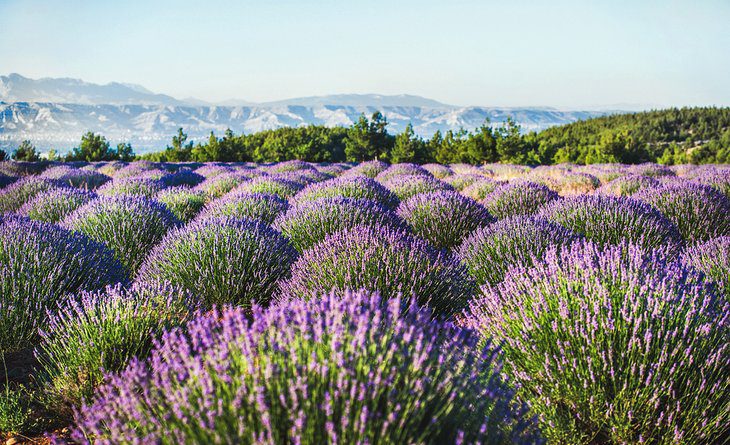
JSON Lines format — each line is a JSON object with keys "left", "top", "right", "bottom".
{"left": 0, "top": 74, "right": 616, "bottom": 153}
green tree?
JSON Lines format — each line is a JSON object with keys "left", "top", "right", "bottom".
{"left": 65, "top": 132, "right": 116, "bottom": 161}
{"left": 47, "top": 149, "right": 59, "bottom": 161}
{"left": 345, "top": 114, "right": 373, "bottom": 162}
{"left": 0, "top": 149, "right": 6, "bottom": 161}
{"left": 12, "top": 140, "right": 41, "bottom": 162}
{"left": 495, "top": 118, "right": 528, "bottom": 164}
{"left": 390, "top": 123, "right": 420, "bottom": 163}
{"left": 116, "top": 143, "right": 135, "bottom": 161}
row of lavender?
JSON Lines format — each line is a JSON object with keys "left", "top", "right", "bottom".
{"left": 0, "top": 160, "right": 728, "bottom": 444}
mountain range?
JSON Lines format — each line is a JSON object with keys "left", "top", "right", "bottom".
{"left": 0, "top": 74, "right": 617, "bottom": 154}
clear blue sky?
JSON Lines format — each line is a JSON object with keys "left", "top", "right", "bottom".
{"left": 1, "top": 0, "right": 728, "bottom": 108}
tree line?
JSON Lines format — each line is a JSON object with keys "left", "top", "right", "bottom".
{"left": 3, "top": 107, "right": 729, "bottom": 165}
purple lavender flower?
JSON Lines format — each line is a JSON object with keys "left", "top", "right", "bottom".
{"left": 39, "top": 166, "right": 111, "bottom": 190}
{"left": 193, "top": 172, "right": 251, "bottom": 198}
{"left": 375, "top": 163, "right": 431, "bottom": 183}
{"left": 682, "top": 236, "right": 729, "bottom": 299}
{"left": 633, "top": 182, "right": 730, "bottom": 244}
{"left": 136, "top": 216, "right": 297, "bottom": 310}
{"left": 382, "top": 174, "right": 454, "bottom": 201}
{"left": 465, "top": 240, "right": 728, "bottom": 444}
{"left": 538, "top": 195, "right": 683, "bottom": 253}
{"left": 458, "top": 216, "right": 579, "bottom": 286}
{"left": 422, "top": 163, "right": 454, "bottom": 179}
{"left": 0, "top": 177, "right": 65, "bottom": 213}
{"left": 69, "top": 289, "right": 539, "bottom": 444}
{"left": 443, "top": 173, "right": 484, "bottom": 191}
{"left": 341, "top": 160, "right": 389, "bottom": 178}
{"left": 198, "top": 191, "right": 288, "bottom": 224}
{"left": 279, "top": 225, "right": 476, "bottom": 317}
{"left": 16, "top": 187, "right": 96, "bottom": 223}
{"left": 63, "top": 195, "right": 181, "bottom": 275}
{"left": 155, "top": 186, "right": 208, "bottom": 223}
{"left": 482, "top": 181, "right": 559, "bottom": 219}
{"left": 0, "top": 172, "right": 18, "bottom": 190}
{"left": 594, "top": 174, "right": 660, "bottom": 196}
{"left": 235, "top": 176, "right": 304, "bottom": 199}
{"left": 291, "top": 176, "right": 399, "bottom": 209}
{"left": 0, "top": 217, "right": 126, "bottom": 352}
{"left": 97, "top": 177, "right": 165, "bottom": 198}
{"left": 274, "top": 197, "right": 406, "bottom": 252}
{"left": 397, "top": 190, "right": 494, "bottom": 250}
{"left": 37, "top": 281, "right": 194, "bottom": 413}
{"left": 461, "top": 178, "right": 503, "bottom": 200}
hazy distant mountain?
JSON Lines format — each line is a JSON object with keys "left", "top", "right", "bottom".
{"left": 0, "top": 73, "right": 185, "bottom": 106}
{"left": 0, "top": 74, "right": 617, "bottom": 153}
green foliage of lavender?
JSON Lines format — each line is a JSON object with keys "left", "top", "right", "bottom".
{"left": 136, "top": 216, "right": 297, "bottom": 310}
{"left": 16, "top": 188, "right": 96, "bottom": 223}
{"left": 466, "top": 241, "right": 729, "bottom": 444}
{"left": 155, "top": 186, "right": 208, "bottom": 222}
{"left": 36, "top": 282, "right": 193, "bottom": 415}
{"left": 0, "top": 217, "right": 126, "bottom": 353}
{"left": 199, "top": 191, "right": 288, "bottom": 224}
{"left": 397, "top": 190, "right": 494, "bottom": 250}
{"left": 274, "top": 197, "right": 405, "bottom": 252}
{"left": 69, "top": 290, "right": 540, "bottom": 444}
{"left": 683, "top": 236, "right": 730, "bottom": 300}
{"left": 62, "top": 195, "right": 181, "bottom": 275}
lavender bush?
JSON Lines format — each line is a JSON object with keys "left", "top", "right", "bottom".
{"left": 155, "top": 186, "right": 208, "bottom": 222}
{"left": 482, "top": 181, "right": 559, "bottom": 219}
{"left": 0, "top": 217, "right": 126, "bottom": 352}
{"left": 16, "top": 188, "right": 96, "bottom": 223}
{"left": 683, "top": 236, "right": 729, "bottom": 299}
{"left": 63, "top": 196, "right": 181, "bottom": 275}
{"left": 341, "top": 159, "right": 389, "bottom": 178}
{"left": 538, "top": 195, "right": 683, "bottom": 253}
{"left": 0, "top": 177, "right": 64, "bottom": 213}
{"left": 136, "top": 217, "right": 297, "bottom": 310}
{"left": 397, "top": 191, "right": 494, "bottom": 250}
{"left": 274, "top": 197, "right": 406, "bottom": 251}
{"left": 235, "top": 176, "right": 304, "bottom": 199}
{"left": 633, "top": 183, "right": 730, "bottom": 244}
{"left": 40, "top": 166, "right": 111, "bottom": 190}
{"left": 382, "top": 174, "right": 454, "bottom": 201}
{"left": 69, "top": 289, "right": 538, "bottom": 444}
{"left": 36, "top": 282, "right": 193, "bottom": 415}
{"left": 292, "top": 176, "right": 399, "bottom": 209}
{"left": 458, "top": 216, "right": 578, "bottom": 286}
{"left": 194, "top": 172, "right": 250, "bottom": 198}
{"left": 279, "top": 225, "right": 475, "bottom": 317}
{"left": 375, "top": 163, "right": 431, "bottom": 183}
{"left": 97, "top": 177, "right": 165, "bottom": 198}
{"left": 199, "top": 191, "right": 288, "bottom": 224}
{"left": 461, "top": 178, "right": 502, "bottom": 200}
{"left": 594, "top": 174, "right": 659, "bottom": 196}
{"left": 466, "top": 241, "right": 729, "bottom": 444}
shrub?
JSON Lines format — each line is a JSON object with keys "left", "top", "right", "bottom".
{"left": 39, "top": 166, "right": 110, "bottom": 190}
{"left": 36, "top": 282, "right": 193, "bottom": 414}
{"left": 193, "top": 164, "right": 233, "bottom": 178}
{"left": 458, "top": 216, "right": 578, "bottom": 286}
{"left": 538, "top": 195, "right": 683, "bottom": 253}
{"left": 16, "top": 188, "right": 96, "bottom": 223}
{"left": 274, "top": 198, "right": 406, "bottom": 252}
{"left": 594, "top": 174, "right": 659, "bottom": 196}
{"left": 482, "top": 181, "right": 559, "bottom": 219}
{"left": 235, "top": 177, "right": 304, "bottom": 199}
{"left": 682, "top": 236, "right": 729, "bottom": 299}
{"left": 375, "top": 163, "right": 430, "bottom": 183}
{"left": 628, "top": 163, "right": 675, "bottom": 178}
{"left": 0, "top": 177, "right": 64, "bottom": 213}
{"left": 422, "top": 163, "right": 453, "bottom": 178}
{"left": 341, "top": 159, "right": 389, "bottom": 178}
{"left": 159, "top": 169, "right": 205, "bottom": 187}
{"left": 69, "top": 289, "right": 538, "bottom": 444}
{"left": 382, "top": 174, "right": 453, "bottom": 201}
{"left": 461, "top": 178, "right": 502, "bottom": 200}
{"left": 466, "top": 241, "right": 729, "bottom": 444}
{"left": 553, "top": 172, "right": 600, "bottom": 195}
{"left": 443, "top": 173, "right": 483, "bottom": 191}
{"left": 265, "top": 160, "right": 316, "bottom": 173}
{"left": 0, "top": 217, "right": 126, "bottom": 352}
{"left": 194, "top": 173, "right": 250, "bottom": 198}
{"left": 690, "top": 168, "right": 730, "bottom": 197}
{"left": 155, "top": 187, "right": 208, "bottom": 223}
{"left": 63, "top": 196, "right": 180, "bottom": 275}
{"left": 97, "top": 177, "right": 164, "bottom": 198}
{"left": 111, "top": 161, "right": 161, "bottom": 179}
{"left": 397, "top": 191, "right": 494, "bottom": 250}
{"left": 279, "top": 225, "right": 476, "bottom": 317}
{"left": 136, "top": 217, "right": 297, "bottom": 310}
{"left": 292, "top": 176, "right": 399, "bottom": 209}
{"left": 633, "top": 183, "right": 730, "bottom": 244}
{"left": 198, "top": 192, "right": 288, "bottom": 224}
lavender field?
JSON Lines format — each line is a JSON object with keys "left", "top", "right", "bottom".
{"left": 0, "top": 160, "right": 728, "bottom": 444}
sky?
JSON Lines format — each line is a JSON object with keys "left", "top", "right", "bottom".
{"left": 1, "top": 0, "right": 728, "bottom": 109}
